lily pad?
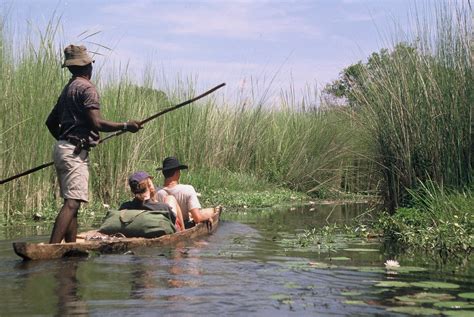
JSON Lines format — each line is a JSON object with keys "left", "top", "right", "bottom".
{"left": 390, "top": 266, "right": 428, "bottom": 273}
{"left": 284, "top": 282, "right": 300, "bottom": 289}
{"left": 375, "top": 281, "right": 411, "bottom": 288}
{"left": 341, "top": 291, "right": 363, "bottom": 296}
{"left": 434, "top": 301, "right": 474, "bottom": 309}
{"left": 370, "top": 288, "right": 391, "bottom": 294}
{"left": 343, "top": 248, "right": 379, "bottom": 252}
{"left": 411, "top": 281, "right": 460, "bottom": 289}
{"left": 270, "top": 294, "right": 291, "bottom": 301}
{"left": 458, "top": 292, "right": 474, "bottom": 300}
{"left": 308, "top": 261, "right": 337, "bottom": 269}
{"left": 344, "top": 300, "right": 368, "bottom": 306}
{"left": 395, "top": 292, "right": 455, "bottom": 304}
{"left": 442, "top": 311, "right": 474, "bottom": 317}
{"left": 357, "top": 267, "right": 385, "bottom": 273}
{"left": 386, "top": 306, "right": 441, "bottom": 315}
{"left": 328, "top": 256, "right": 351, "bottom": 261}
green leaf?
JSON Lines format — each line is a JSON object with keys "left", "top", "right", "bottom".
{"left": 386, "top": 306, "right": 441, "bottom": 315}
{"left": 433, "top": 301, "right": 474, "bottom": 309}
{"left": 343, "top": 248, "right": 379, "bottom": 252}
{"left": 390, "top": 266, "right": 428, "bottom": 273}
{"left": 328, "top": 256, "right": 351, "bottom": 261}
{"left": 442, "top": 311, "right": 474, "bottom": 317}
{"left": 284, "top": 282, "right": 300, "bottom": 289}
{"left": 270, "top": 294, "right": 291, "bottom": 301}
{"left": 411, "top": 281, "right": 460, "bottom": 289}
{"left": 357, "top": 267, "right": 385, "bottom": 273}
{"left": 343, "top": 300, "right": 368, "bottom": 306}
{"left": 341, "top": 291, "right": 363, "bottom": 296}
{"left": 375, "top": 281, "right": 411, "bottom": 288}
{"left": 458, "top": 292, "right": 474, "bottom": 299}
{"left": 395, "top": 292, "right": 455, "bottom": 303}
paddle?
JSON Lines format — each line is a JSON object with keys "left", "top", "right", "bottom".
{"left": 0, "top": 83, "right": 226, "bottom": 185}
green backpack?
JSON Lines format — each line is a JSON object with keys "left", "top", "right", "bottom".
{"left": 99, "top": 209, "right": 176, "bottom": 238}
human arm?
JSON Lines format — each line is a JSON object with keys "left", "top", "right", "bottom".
{"left": 86, "top": 108, "right": 141, "bottom": 133}
{"left": 185, "top": 185, "right": 212, "bottom": 223}
{"left": 189, "top": 207, "right": 214, "bottom": 223}
{"left": 162, "top": 195, "right": 185, "bottom": 231}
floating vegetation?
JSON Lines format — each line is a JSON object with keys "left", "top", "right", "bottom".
{"left": 395, "top": 292, "right": 455, "bottom": 304}
{"left": 375, "top": 281, "right": 411, "bottom": 288}
{"left": 269, "top": 293, "right": 293, "bottom": 305}
{"left": 384, "top": 259, "right": 400, "bottom": 269}
{"left": 284, "top": 261, "right": 336, "bottom": 271}
{"left": 341, "top": 291, "right": 363, "bottom": 296}
{"left": 442, "top": 310, "right": 474, "bottom": 317}
{"left": 411, "top": 281, "right": 460, "bottom": 290}
{"left": 328, "top": 256, "right": 351, "bottom": 261}
{"left": 284, "top": 282, "right": 301, "bottom": 289}
{"left": 356, "top": 267, "right": 386, "bottom": 273}
{"left": 308, "top": 261, "right": 336, "bottom": 269}
{"left": 433, "top": 301, "right": 474, "bottom": 309}
{"left": 386, "top": 306, "right": 441, "bottom": 315}
{"left": 375, "top": 280, "right": 461, "bottom": 290}
{"left": 343, "top": 300, "right": 368, "bottom": 306}
{"left": 343, "top": 248, "right": 378, "bottom": 252}
{"left": 458, "top": 293, "right": 474, "bottom": 300}
{"left": 387, "top": 266, "right": 427, "bottom": 273}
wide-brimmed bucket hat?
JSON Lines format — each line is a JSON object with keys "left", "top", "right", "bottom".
{"left": 62, "top": 44, "right": 95, "bottom": 68}
{"left": 156, "top": 156, "right": 188, "bottom": 172}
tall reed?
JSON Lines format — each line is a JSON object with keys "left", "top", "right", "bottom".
{"left": 0, "top": 17, "right": 366, "bottom": 221}
{"left": 351, "top": 3, "right": 472, "bottom": 211}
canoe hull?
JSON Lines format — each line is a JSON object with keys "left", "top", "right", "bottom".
{"left": 13, "top": 208, "right": 221, "bottom": 261}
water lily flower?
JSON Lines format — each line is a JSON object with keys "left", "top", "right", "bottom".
{"left": 384, "top": 260, "right": 400, "bottom": 269}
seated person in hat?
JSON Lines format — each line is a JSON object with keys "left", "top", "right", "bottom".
{"left": 120, "top": 171, "right": 185, "bottom": 231}
{"left": 156, "top": 157, "right": 214, "bottom": 229}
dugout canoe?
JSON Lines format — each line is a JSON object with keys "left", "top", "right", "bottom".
{"left": 13, "top": 207, "right": 222, "bottom": 261}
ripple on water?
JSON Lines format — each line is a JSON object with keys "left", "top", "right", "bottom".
{"left": 0, "top": 206, "right": 472, "bottom": 316}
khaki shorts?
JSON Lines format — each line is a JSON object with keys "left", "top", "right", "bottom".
{"left": 53, "top": 140, "right": 90, "bottom": 202}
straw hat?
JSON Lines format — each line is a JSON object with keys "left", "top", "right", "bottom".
{"left": 61, "top": 44, "right": 95, "bottom": 68}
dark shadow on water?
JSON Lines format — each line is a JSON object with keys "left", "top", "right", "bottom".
{"left": 15, "top": 258, "right": 89, "bottom": 316}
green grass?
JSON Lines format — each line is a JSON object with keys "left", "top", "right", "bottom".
{"left": 347, "top": 3, "right": 472, "bottom": 211}
{"left": 0, "top": 16, "right": 369, "bottom": 223}
{"left": 374, "top": 182, "right": 473, "bottom": 258}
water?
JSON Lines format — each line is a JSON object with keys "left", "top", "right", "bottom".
{"left": 0, "top": 203, "right": 472, "bottom": 316}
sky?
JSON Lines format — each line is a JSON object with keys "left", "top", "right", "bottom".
{"left": 2, "top": 0, "right": 462, "bottom": 103}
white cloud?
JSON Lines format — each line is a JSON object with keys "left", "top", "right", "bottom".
{"left": 99, "top": 0, "right": 322, "bottom": 40}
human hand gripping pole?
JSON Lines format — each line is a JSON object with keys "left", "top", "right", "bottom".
{"left": 0, "top": 83, "right": 226, "bottom": 185}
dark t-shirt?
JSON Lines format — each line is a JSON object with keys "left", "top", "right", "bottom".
{"left": 119, "top": 199, "right": 175, "bottom": 223}
{"left": 48, "top": 77, "right": 101, "bottom": 146}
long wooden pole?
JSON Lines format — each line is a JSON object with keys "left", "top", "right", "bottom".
{"left": 0, "top": 83, "right": 226, "bottom": 185}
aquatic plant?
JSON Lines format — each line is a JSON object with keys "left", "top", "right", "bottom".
{"left": 384, "top": 259, "right": 400, "bottom": 269}
{"left": 325, "top": 2, "right": 472, "bottom": 211}
{"left": 375, "top": 182, "right": 473, "bottom": 259}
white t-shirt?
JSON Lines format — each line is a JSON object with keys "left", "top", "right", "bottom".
{"left": 156, "top": 184, "right": 201, "bottom": 222}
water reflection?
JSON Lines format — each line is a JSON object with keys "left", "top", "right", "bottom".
{"left": 14, "top": 259, "right": 88, "bottom": 316}
{"left": 1, "top": 203, "right": 472, "bottom": 316}
{"left": 224, "top": 202, "right": 375, "bottom": 232}
{"left": 129, "top": 259, "right": 159, "bottom": 301}
{"left": 54, "top": 259, "right": 88, "bottom": 316}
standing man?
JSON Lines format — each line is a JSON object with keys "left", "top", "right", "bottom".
{"left": 46, "top": 44, "right": 142, "bottom": 243}
{"left": 156, "top": 156, "right": 214, "bottom": 228}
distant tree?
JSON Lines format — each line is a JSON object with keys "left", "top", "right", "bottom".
{"left": 322, "top": 43, "right": 416, "bottom": 108}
